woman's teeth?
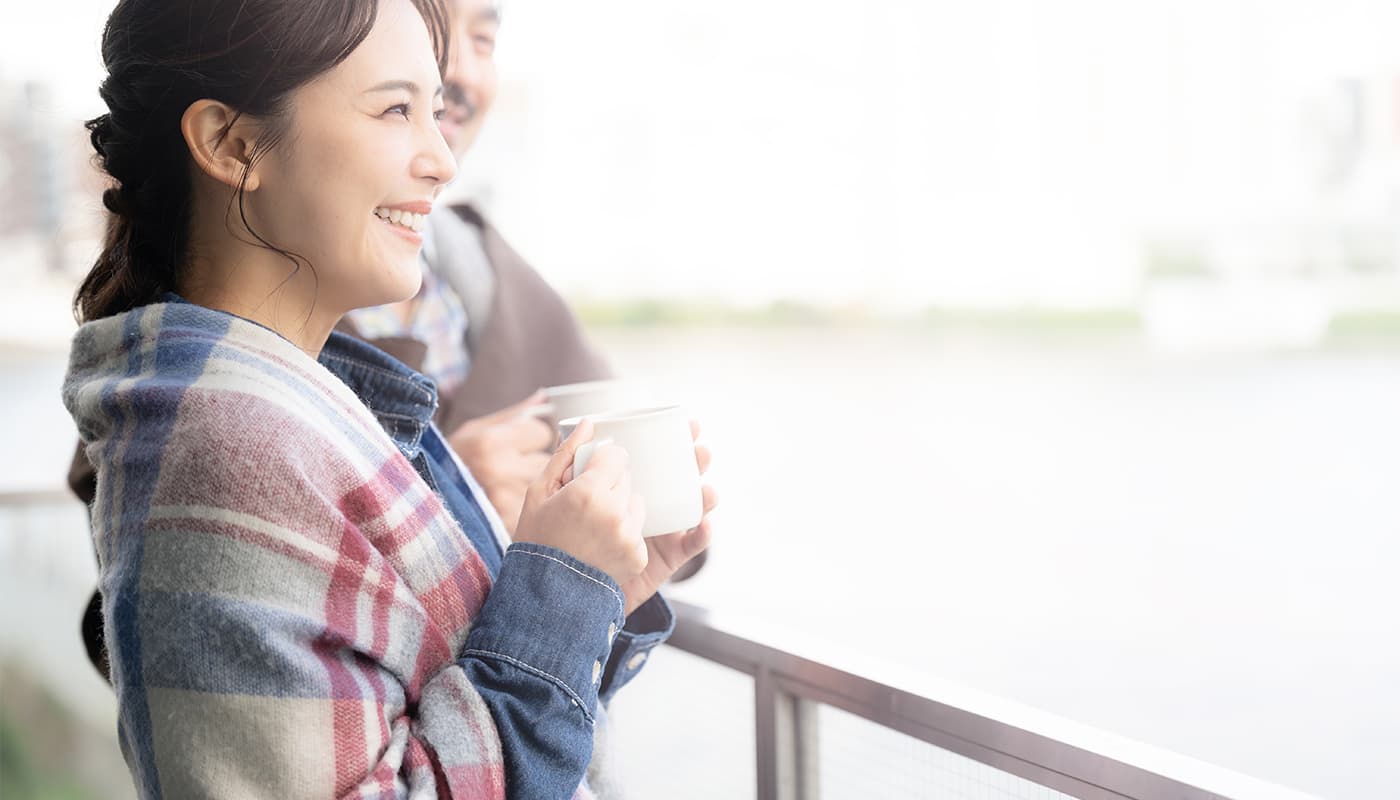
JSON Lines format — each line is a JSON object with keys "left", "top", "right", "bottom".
{"left": 373, "top": 207, "right": 427, "bottom": 233}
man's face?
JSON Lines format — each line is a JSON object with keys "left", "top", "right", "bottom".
{"left": 438, "top": 0, "right": 500, "bottom": 159}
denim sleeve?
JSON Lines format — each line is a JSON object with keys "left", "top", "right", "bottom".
{"left": 599, "top": 592, "right": 674, "bottom": 705}
{"left": 461, "top": 542, "right": 624, "bottom": 799}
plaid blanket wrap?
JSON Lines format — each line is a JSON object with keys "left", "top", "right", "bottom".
{"left": 63, "top": 302, "right": 594, "bottom": 799}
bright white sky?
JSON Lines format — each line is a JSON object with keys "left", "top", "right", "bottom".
{"left": 7, "top": 0, "right": 1400, "bottom": 308}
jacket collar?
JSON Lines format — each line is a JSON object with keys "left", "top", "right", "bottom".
{"left": 318, "top": 331, "right": 439, "bottom": 460}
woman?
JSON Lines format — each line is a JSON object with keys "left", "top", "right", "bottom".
{"left": 62, "top": 0, "right": 715, "bottom": 797}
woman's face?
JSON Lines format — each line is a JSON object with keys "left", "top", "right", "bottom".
{"left": 246, "top": 0, "right": 456, "bottom": 314}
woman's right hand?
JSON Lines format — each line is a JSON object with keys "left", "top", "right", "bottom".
{"left": 514, "top": 419, "right": 649, "bottom": 586}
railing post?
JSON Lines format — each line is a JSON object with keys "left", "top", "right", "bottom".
{"left": 755, "top": 665, "right": 786, "bottom": 800}
{"left": 756, "top": 668, "right": 821, "bottom": 800}
{"left": 793, "top": 695, "right": 821, "bottom": 799}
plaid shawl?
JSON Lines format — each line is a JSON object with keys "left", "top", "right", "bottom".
{"left": 63, "top": 302, "right": 592, "bottom": 799}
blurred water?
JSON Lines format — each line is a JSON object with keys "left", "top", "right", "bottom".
{"left": 592, "top": 327, "right": 1400, "bottom": 799}
{"left": 5, "top": 329, "right": 1398, "bottom": 798}
{"left": 0, "top": 351, "right": 79, "bottom": 493}
{"left": 0, "top": 347, "right": 130, "bottom": 795}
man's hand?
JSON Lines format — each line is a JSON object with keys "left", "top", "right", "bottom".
{"left": 446, "top": 391, "right": 555, "bottom": 534}
{"left": 619, "top": 421, "right": 718, "bottom": 615}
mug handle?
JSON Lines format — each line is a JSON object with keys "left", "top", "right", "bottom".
{"left": 571, "top": 436, "right": 614, "bottom": 482}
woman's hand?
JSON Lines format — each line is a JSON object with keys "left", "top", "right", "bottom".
{"left": 514, "top": 419, "right": 649, "bottom": 586}
{"left": 619, "top": 420, "right": 718, "bottom": 615}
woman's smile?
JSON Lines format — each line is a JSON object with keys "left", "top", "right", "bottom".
{"left": 373, "top": 201, "right": 433, "bottom": 245}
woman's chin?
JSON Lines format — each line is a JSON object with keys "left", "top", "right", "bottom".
{"left": 380, "top": 257, "right": 424, "bottom": 304}
{"left": 387, "top": 275, "right": 423, "bottom": 305}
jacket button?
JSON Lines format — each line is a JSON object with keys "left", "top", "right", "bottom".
{"left": 592, "top": 660, "right": 602, "bottom": 684}
{"left": 626, "top": 652, "right": 647, "bottom": 671}
{"left": 608, "top": 622, "right": 617, "bottom": 645}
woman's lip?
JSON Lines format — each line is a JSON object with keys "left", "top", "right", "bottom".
{"left": 376, "top": 215, "right": 424, "bottom": 244}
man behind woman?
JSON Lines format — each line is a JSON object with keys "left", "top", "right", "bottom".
{"left": 64, "top": 0, "right": 713, "bottom": 796}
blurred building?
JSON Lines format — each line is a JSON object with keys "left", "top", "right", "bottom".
{"left": 0, "top": 79, "right": 105, "bottom": 279}
{"left": 0, "top": 83, "right": 63, "bottom": 240}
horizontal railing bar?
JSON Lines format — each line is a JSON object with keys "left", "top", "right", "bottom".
{"left": 774, "top": 672, "right": 1135, "bottom": 800}
{"left": 666, "top": 600, "right": 1317, "bottom": 800}
{"left": 0, "top": 487, "right": 78, "bottom": 507}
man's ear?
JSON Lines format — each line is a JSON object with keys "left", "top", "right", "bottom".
{"left": 181, "top": 99, "right": 264, "bottom": 192}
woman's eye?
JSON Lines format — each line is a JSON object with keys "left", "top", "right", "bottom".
{"left": 433, "top": 107, "right": 447, "bottom": 122}
{"left": 384, "top": 103, "right": 411, "bottom": 118}
{"left": 474, "top": 35, "right": 496, "bottom": 54}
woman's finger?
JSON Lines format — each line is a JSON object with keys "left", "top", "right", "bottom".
{"left": 540, "top": 418, "right": 594, "bottom": 491}
{"left": 694, "top": 444, "right": 711, "bottom": 475}
{"left": 700, "top": 484, "right": 718, "bottom": 515}
{"left": 573, "top": 443, "right": 630, "bottom": 492}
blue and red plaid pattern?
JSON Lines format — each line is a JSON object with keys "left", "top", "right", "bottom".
{"left": 63, "top": 302, "right": 599, "bottom": 799}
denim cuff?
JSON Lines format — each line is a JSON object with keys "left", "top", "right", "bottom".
{"left": 599, "top": 592, "right": 674, "bottom": 704}
{"left": 463, "top": 543, "right": 625, "bottom": 720}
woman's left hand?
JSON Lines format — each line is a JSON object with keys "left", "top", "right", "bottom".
{"left": 620, "top": 420, "right": 718, "bottom": 616}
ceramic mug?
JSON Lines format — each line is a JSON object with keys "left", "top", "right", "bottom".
{"left": 569, "top": 405, "right": 702, "bottom": 538}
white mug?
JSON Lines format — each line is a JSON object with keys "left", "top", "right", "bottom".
{"left": 535, "top": 379, "right": 653, "bottom": 425}
{"left": 571, "top": 405, "right": 702, "bottom": 538}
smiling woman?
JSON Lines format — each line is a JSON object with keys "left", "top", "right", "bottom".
{"left": 61, "top": 0, "right": 699, "bottom": 797}
{"left": 76, "top": 0, "right": 449, "bottom": 332}
{"left": 79, "top": 0, "right": 455, "bottom": 350}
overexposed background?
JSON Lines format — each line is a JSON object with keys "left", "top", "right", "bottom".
{"left": 4, "top": 1, "right": 1400, "bottom": 797}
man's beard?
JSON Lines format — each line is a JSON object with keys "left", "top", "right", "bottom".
{"left": 443, "top": 81, "right": 479, "bottom": 125}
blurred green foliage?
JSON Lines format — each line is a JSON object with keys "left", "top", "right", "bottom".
{"left": 1327, "top": 312, "right": 1400, "bottom": 338}
{"left": 1, "top": 704, "right": 91, "bottom": 800}
{"left": 0, "top": 662, "right": 126, "bottom": 800}
{"left": 575, "top": 298, "right": 1143, "bottom": 333}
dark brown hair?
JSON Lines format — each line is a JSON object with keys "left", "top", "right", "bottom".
{"left": 75, "top": 0, "right": 451, "bottom": 322}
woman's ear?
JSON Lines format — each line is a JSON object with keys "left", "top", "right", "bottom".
{"left": 181, "top": 100, "right": 263, "bottom": 192}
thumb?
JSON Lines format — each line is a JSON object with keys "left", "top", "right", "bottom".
{"left": 540, "top": 417, "right": 596, "bottom": 493}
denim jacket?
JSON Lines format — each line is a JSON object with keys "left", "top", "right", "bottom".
{"left": 320, "top": 330, "right": 674, "bottom": 796}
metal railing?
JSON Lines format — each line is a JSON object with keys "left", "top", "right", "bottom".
{"left": 665, "top": 600, "right": 1318, "bottom": 800}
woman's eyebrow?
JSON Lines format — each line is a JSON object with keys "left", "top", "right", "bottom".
{"left": 364, "top": 80, "right": 444, "bottom": 98}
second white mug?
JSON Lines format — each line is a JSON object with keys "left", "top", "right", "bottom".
{"left": 536, "top": 379, "right": 652, "bottom": 424}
